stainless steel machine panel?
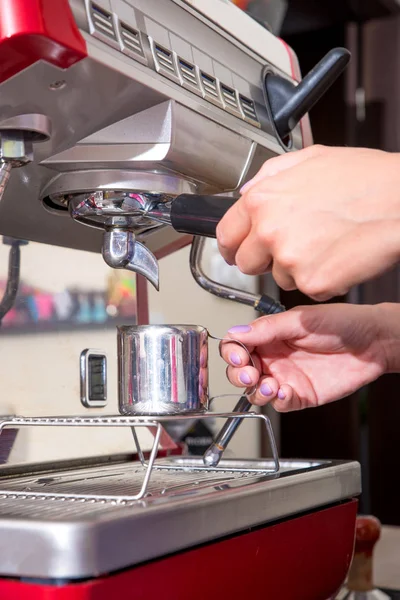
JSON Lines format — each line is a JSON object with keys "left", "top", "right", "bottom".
{"left": 0, "top": 0, "right": 303, "bottom": 255}
{"left": 0, "top": 457, "right": 361, "bottom": 579}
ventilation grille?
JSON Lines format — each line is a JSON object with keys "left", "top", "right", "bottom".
{"left": 178, "top": 58, "right": 197, "bottom": 86}
{"left": 221, "top": 84, "right": 240, "bottom": 112}
{"left": 85, "top": 3, "right": 262, "bottom": 131}
{"left": 154, "top": 44, "right": 176, "bottom": 75}
{"left": 200, "top": 72, "right": 220, "bottom": 101}
{"left": 119, "top": 22, "right": 144, "bottom": 58}
{"left": 90, "top": 2, "right": 117, "bottom": 41}
{"left": 239, "top": 95, "right": 259, "bottom": 125}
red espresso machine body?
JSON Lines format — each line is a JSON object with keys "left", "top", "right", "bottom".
{"left": 0, "top": 1, "right": 359, "bottom": 598}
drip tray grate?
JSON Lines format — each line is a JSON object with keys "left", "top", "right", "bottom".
{"left": 0, "top": 412, "right": 280, "bottom": 501}
{"left": 0, "top": 461, "right": 267, "bottom": 509}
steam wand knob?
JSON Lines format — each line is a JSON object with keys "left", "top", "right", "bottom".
{"left": 265, "top": 47, "right": 351, "bottom": 140}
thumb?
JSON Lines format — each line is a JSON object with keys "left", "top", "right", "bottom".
{"left": 240, "top": 144, "right": 328, "bottom": 193}
{"left": 227, "top": 310, "right": 304, "bottom": 346}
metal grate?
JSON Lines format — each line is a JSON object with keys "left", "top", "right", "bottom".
{"left": 221, "top": 83, "right": 240, "bottom": 114}
{"left": 119, "top": 22, "right": 145, "bottom": 60}
{"left": 0, "top": 413, "right": 279, "bottom": 501}
{"left": 90, "top": 2, "right": 117, "bottom": 41}
{"left": 200, "top": 72, "right": 222, "bottom": 105}
{"left": 153, "top": 43, "right": 176, "bottom": 75}
{"left": 178, "top": 58, "right": 201, "bottom": 94}
{"left": 0, "top": 462, "right": 259, "bottom": 512}
{"left": 239, "top": 95, "right": 260, "bottom": 126}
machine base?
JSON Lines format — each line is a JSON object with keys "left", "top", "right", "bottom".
{"left": 0, "top": 500, "right": 357, "bottom": 600}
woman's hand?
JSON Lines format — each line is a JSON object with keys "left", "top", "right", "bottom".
{"left": 220, "top": 303, "right": 399, "bottom": 412}
{"left": 216, "top": 145, "right": 400, "bottom": 301}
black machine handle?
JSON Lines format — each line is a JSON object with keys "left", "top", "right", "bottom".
{"left": 170, "top": 194, "right": 237, "bottom": 237}
{"left": 265, "top": 47, "right": 351, "bottom": 140}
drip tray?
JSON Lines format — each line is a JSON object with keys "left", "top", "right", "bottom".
{"left": 0, "top": 457, "right": 361, "bottom": 580}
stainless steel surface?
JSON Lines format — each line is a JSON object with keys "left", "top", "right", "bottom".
{"left": 0, "top": 238, "right": 27, "bottom": 322}
{"left": 40, "top": 100, "right": 257, "bottom": 191}
{"left": 43, "top": 172, "right": 195, "bottom": 213}
{"left": 0, "top": 162, "right": 11, "bottom": 204}
{"left": 102, "top": 229, "right": 160, "bottom": 290}
{"left": 64, "top": 190, "right": 178, "bottom": 288}
{"left": 66, "top": 189, "right": 172, "bottom": 228}
{"left": 0, "top": 455, "right": 361, "bottom": 579}
{"left": 80, "top": 349, "right": 108, "bottom": 409}
{"left": 0, "top": 113, "right": 52, "bottom": 142}
{"left": 118, "top": 325, "right": 209, "bottom": 415}
{"left": 67, "top": 188, "right": 175, "bottom": 230}
{"left": 0, "top": 0, "right": 306, "bottom": 254}
{"left": 203, "top": 395, "right": 252, "bottom": 467}
{"left": 190, "top": 235, "right": 262, "bottom": 308}
{"left": 0, "top": 132, "right": 33, "bottom": 166}
{"left": 0, "top": 117, "right": 50, "bottom": 203}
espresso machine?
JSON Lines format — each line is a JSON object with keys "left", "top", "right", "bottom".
{"left": 0, "top": 0, "right": 361, "bottom": 598}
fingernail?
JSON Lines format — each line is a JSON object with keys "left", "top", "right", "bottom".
{"left": 278, "top": 389, "right": 286, "bottom": 400}
{"left": 199, "top": 372, "right": 204, "bottom": 386}
{"left": 200, "top": 353, "right": 206, "bottom": 367}
{"left": 228, "top": 325, "right": 251, "bottom": 334}
{"left": 239, "top": 372, "right": 252, "bottom": 385}
{"left": 230, "top": 352, "right": 241, "bottom": 366}
{"left": 260, "top": 383, "right": 273, "bottom": 397}
{"left": 225, "top": 259, "right": 233, "bottom": 266}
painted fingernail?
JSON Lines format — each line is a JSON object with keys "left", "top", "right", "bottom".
{"left": 239, "top": 372, "right": 252, "bottom": 385}
{"left": 260, "top": 383, "right": 273, "bottom": 397}
{"left": 200, "top": 353, "right": 206, "bottom": 367}
{"left": 278, "top": 389, "right": 286, "bottom": 400}
{"left": 199, "top": 372, "right": 204, "bottom": 386}
{"left": 228, "top": 325, "right": 251, "bottom": 334}
{"left": 225, "top": 259, "right": 233, "bottom": 266}
{"left": 230, "top": 352, "right": 242, "bottom": 366}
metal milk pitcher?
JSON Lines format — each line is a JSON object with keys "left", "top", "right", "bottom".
{"left": 118, "top": 325, "right": 209, "bottom": 415}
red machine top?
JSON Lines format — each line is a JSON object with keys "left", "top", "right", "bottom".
{"left": 0, "top": 0, "right": 87, "bottom": 84}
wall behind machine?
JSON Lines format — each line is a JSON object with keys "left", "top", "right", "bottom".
{"left": 0, "top": 238, "right": 261, "bottom": 466}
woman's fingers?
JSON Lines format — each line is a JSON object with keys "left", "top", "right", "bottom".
{"left": 269, "top": 384, "right": 303, "bottom": 412}
{"left": 226, "top": 364, "right": 260, "bottom": 389}
{"left": 234, "top": 229, "right": 273, "bottom": 275}
{"left": 216, "top": 200, "right": 251, "bottom": 265}
{"left": 227, "top": 311, "right": 303, "bottom": 347}
{"left": 251, "top": 376, "right": 280, "bottom": 404}
{"left": 219, "top": 341, "right": 255, "bottom": 366}
{"left": 225, "top": 361, "right": 301, "bottom": 411}
{"left": 240, "top": 144, "right": 327, "bottom": 193}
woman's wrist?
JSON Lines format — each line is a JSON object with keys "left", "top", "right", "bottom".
{"left": 375, "top": 302, "right": 400, "bottom": 373}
